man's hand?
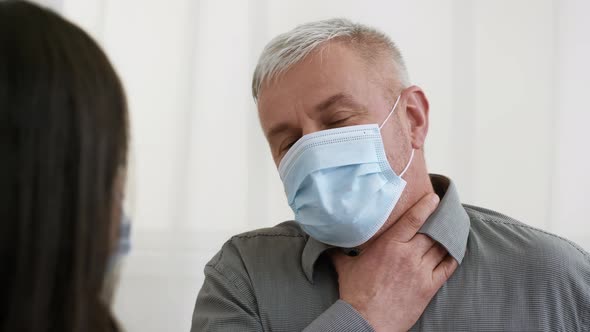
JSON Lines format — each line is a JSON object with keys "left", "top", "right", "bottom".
{"left": 331, "top": 193, "right": 459, "bottom": 332}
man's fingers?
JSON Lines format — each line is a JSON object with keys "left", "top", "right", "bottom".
{"left": 386, "top": 193, "right": 440, "bottom": 243}
{"left": 432, "top": 255, "right": 459, "bottom": 287}
{"left": 412, "top": 234, "right": 436, "bottom": 253}
{"left": 422, "top": 243, "right": 448, "bottom": 268}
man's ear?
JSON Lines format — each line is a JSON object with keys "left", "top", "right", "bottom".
{"left": 403, "top": 86, "right": 430, "bottom": 149}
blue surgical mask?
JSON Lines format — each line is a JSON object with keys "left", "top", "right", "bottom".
{"left": 106, "top": 213, "right": 131, "bottom": 273}
{"left": 278, "top": 95, "right": 414, "bottom": 248}
{"left": 102, "top": 213, "right": 131, "bottom": 304}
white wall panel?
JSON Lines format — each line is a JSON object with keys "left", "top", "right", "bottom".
{"left": 551, "top": 0, "right": 590, "bottom": 246}
{"left": 471, "top": 0, "right": 555, "bottom": 228}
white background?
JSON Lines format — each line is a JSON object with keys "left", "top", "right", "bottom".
{"left": 34, "top": 1, "right": 590, "bottom": 331}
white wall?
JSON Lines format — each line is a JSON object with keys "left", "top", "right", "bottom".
{"left": 550, "top": 0, "right": 590, "bottom": 249}
{"left": 38, "top": 0, "right": 590, "bottom": 331}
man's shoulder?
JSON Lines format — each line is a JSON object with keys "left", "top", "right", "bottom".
{"left": 230, "top": 220, "right": 307, "bottom": 241}
{"left": 206, "top": 221, "right": 308, "bottom": 270}
{"left": 463, "top": 204, "right": 590, "bottom": 322}
{"left": 464, "top": 204, "right": 590, "bottom": 270}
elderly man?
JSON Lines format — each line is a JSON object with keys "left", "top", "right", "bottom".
{"left": 192, "top": 18, "right": 589, "bottom": 331}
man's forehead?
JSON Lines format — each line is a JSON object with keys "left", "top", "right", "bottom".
{"left": 258, "top": 49, "right": 369, "bottom": 108}
{"left": 258, "top": 43, "right": 367, "bottom": 95}
{"left": 259, "top": 46, "right": 397, "bottom": 104}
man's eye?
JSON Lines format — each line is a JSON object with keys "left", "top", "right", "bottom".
{"left": 327, "top": 116, "right": 353, "bottom": 127}
{"left": 280, "top": 140, "right": 297, "bottom": 154}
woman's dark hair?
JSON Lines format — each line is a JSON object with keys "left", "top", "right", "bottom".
{"left": 0, "top": 1, "right": 128, "bottom": 331}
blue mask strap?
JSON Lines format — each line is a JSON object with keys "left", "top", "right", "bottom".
{"left": 379, "top": 94, "right": 402, "bottom": 130}
{"left": 377, "top": 94, "right": 414, "bottom": 177}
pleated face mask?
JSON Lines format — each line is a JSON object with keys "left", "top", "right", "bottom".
{"left": 278, "top": 95, "right": 414, "bottom": 248}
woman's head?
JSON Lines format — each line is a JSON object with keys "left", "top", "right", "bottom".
{"left": 0, "top": 1, "right": 128, "bottom": 331}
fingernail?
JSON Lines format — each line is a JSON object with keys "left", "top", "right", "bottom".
{"left": 431, "top": 193, "right": 440, "bottom": 204}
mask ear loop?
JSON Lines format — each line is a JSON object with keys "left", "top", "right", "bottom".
{"left": 379, "top": 94, "right": 402, "bottom": 130}
{"left": 379, "top": 94, "right": 414, "bottom": 177}
{"left": 400, "top": 149, "right": 415, "bottom": 177}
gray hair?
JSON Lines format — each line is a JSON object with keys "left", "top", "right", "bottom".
{"left": 252, "top": 18, "right": 410, "bottom": 101}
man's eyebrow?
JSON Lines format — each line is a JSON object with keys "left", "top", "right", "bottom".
{"left": 314, "top": 93, "right": 362, "bottom": 113}
{"left": 266, "top": 94, "right": 363, "bottom": 140}
{"left": 266, "top": 122, "right": 291, "bottom": 141}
